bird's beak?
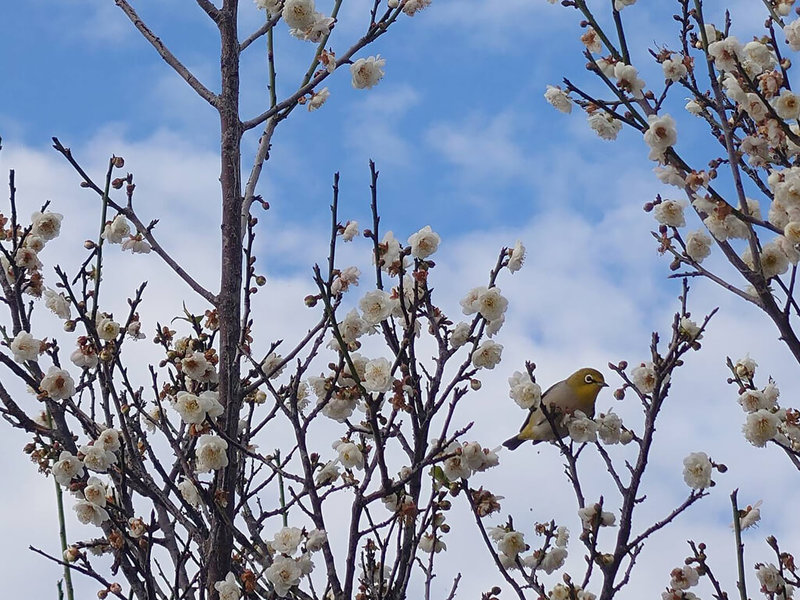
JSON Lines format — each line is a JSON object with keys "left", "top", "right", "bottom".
{"left": 600, "top": 382, "right": 609, "bottom": 387}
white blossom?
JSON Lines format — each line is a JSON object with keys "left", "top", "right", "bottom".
{"left": 10, "top": 331, "right": 41, "bottom": 363}
{"left": 508, "top": 240, "right": 526, "bottom": 272}
{"left": 214, "top": 572, "right": 241, "bottom": 600}
{"left": 734, "top": 355, "right": 757, "bottom": 379}
{"left": 684, "top": 230, "right": 712, "bottom": 263}
{"left": 630, "top": 362, "right": 656, "bottom": 393}
{"left": 74, "top": 499, "right": 110, "bottom": 526}
{"left": 775, "top": 90, "right": 800, "bottom": 120}
{"left": 341, "top": 220, "right": 359, "bottom": 241}
{"left": 568, "top": 411, "right": 598, "bottom": 443}
{"left": 539, "top": 547, "right": 568, "bottom": 574}
{"left": 544, "top": 85, "right": 572, "bottom": 113}
{"left": 450, "top": 322, "right": 471, "bottom": 348}
{"left": 102, "top": 214, "right": 131, "bottom": 244}
{"left": 407, "top": 225, "right": 440, "bottom": 259}
{"left": 261, "top": 352, "right": 286, "bottom": 379}
{"left": 255, "top": 0, "right": 282, "bottom": 15}
{"left": 402, "top": 0, "right": 431, "bottom": 16}
{"left": 121, "top": 236, "right": 152, "bottom": 254}
{"left": 614, "top": 62, "right": 646, "bottom": 99}
{"left": 743, "top": 409, "right": 779, "bottom": 447}
{"left": 472, "top": 340, "right": 503, "bottom": 369}
{"left": 306, "top": 529, "right": 328, "bottom": 552}
{"left": 40, "top": 366, "right": 76, "bottom": 399}
{"left": 315, "top": 460, "right": 340, "bottom": 485}
{"left": 757, "top": 563, "right": 784, "bottom": 593}
{"left": 497, "top": 531, "right": 526, "bottom": 559}
{"left": 335, "top": 441, "right": 364, "bottom": 470}
{"left": 178, "top": 479, "right": 202, "bottom": 507}
{"left": 508, "top": 370, "right": 542, "bottom": 410}
{"left": 331, "top": 265, "right": 360, "bottom": 296}
{"left": 53, "top": 451, "right": 84, "bottom": 486}
{"left": 96, "top": 428, "right": 121, "bottom": 452}
{"left": 596, "top": 412, "right": 622, "bottom": 444}
{"left": 44, "top": 289, "right": 71, "bottom": 319}
{"left": 682, "top": 451, "right": 712, "bottom": 489}
{"left": 351, "top": 55, "right": 385, "bottom": 89}
{"left": 272, "top": 526, "right": 303, "bottom": 555}
{"left": 578, "top": 504, "right": 616, "bottom": 529}
{"left": 31, "top": 211, "right": 63, "bottom": 241}
{"left": 83, "top": 477, "right": 107, "bottom": 507}
{"left": 588, "top": 111, "right": 622, "bottom": 140}
{"left": 708, "top": 36, "right": 742, "bottom": 72}
{"left": 363, "top": 357, "right": 393, "bottom": 392}
{"left": 282, "top": 0, "right": 316, "bottom": 29}
{"left": 419, "top": 533, "right": 447, "bottom": 553}
{"left": 196, "top": 434, "right": 229, "bottom": 473}
{"left": 80, "top": 443, "right": 118, "bottom": 473}
{"left": 265, "top": 556, "right": 302, "bottom": 597}
{"left": 785, "top": 19, "right": 800, "bottom": 52}
{"left": 15, "top": 247, "right": 41, "bottom": 270}
{"left": 97, "top": 317, "right": 121, "bottom": 341}
{"left": 654, "top": 199, "right": 686, "bottom": 227}
{"left": 359, "top": 289, "right": 395, "bottom": 325}
{"left": 662, "top": 55, "right": 687, "bottom": 81}
{"left": 670, "top": 566, "right": 700, "bottom": 590}
{"left": 643, "top": 113, "right": 677, "bottom": 161}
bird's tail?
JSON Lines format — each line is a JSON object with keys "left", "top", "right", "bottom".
{"left": 502, "top": 435, "right": 525, "bottom": 451}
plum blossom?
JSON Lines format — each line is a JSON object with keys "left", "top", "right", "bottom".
{"left": 335, "top": 441, "right": 364, "bottom": 470}
{"left": 44, "top": 289, "right": 71, "bottom": 319}
{"left": 214, "top": 572, "right": 241, "bottom": 600}
{"left": 643, "top": 113, "right": 677, "bottom": 161}
{"left": 682, "top": 452, "right": 712, "bottom": 489}
{"left": 588, "top": 111, "right": 622, "bottom": 140}
{"left": 743, "top": 409, "right": 779, "bottom": 446}
{"left": 265, "top": 556, "right": 302, "bottom": 597}
{"left": 102, "top": 214, "right": 131, "bottom": 244}
{"left": 363, "top": 357, "right": 393, "bottom": 392}
{"left": 74, "top": 500, "right": 110, "bottom": 526}
{"left": 10, "top": 331, "right": 41, "bottom": 363}
{"left": 407, "top": 225, "right": 440, "bottom": 259}
{"left": 544, "top": 85, "right": 572, "bottom": 113}
{"left": 351, "top": 56, "right": 385, "bottom": 89}
{"left": 472, "top": 340, "right": 503, "bottom": 369}
{"left": 53, "top": 451, "right": 84, "bottom": 486}
{"left": 272, "top": 526, "right": 303, "bottom": 555}
{"left": 40, "top": 366, "right": 76, "bottom": 400}
{"left": 31, "top": 211, "right": 63, "bottom": 241}
{"left": 196, "top": 434, "right": 229, "bottom": 473}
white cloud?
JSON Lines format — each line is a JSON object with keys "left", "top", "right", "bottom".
{"left": 343, "top": 84, "right": 422, "bottom": 168}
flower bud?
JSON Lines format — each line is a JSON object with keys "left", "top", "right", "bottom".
{"left": 112, "top": 156, "right": 125, "bottom": 168}
{"left": 470, "top": 379, "right": 482, "bottom": 390}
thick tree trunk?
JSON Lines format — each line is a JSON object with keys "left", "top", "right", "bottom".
{"left": 207, "top": 1, "right": 243, "bottom": 596}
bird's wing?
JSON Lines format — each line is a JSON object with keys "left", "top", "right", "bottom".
{"left": 517, "top": 380, "right": 566, "bottom": 434}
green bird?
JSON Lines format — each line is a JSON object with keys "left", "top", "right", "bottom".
{"left": 503, "top": 368, "right": 608, "bottom": 450}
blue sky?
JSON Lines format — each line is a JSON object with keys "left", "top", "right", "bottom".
{"left": 1, "top": 1, "right": 798, "bottom": 598}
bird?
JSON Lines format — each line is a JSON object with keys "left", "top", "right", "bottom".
{"left": 502, "top": 368, "right": 608, "bottom": 450}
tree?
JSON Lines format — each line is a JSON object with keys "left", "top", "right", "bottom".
{"left": 2, "top": 1, "right": 800, "bottom": 599}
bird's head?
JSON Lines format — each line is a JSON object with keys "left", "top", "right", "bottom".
{"left": 566, "top": 367, "right": 608, "bottom": 404}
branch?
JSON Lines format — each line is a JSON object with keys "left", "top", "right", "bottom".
{"left": 113, "top": 0, "right": 219, "bottom": 108}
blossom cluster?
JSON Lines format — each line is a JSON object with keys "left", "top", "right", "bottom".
{"left": 51, "top": 428, "right": 123, "bottom": 527}
{"left": 731, "top": 355, "right": 800, "bottom": 451}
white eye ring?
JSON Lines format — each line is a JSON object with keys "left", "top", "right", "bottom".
{"left": 584, "top": 374, "right": 594, "bottom": 384}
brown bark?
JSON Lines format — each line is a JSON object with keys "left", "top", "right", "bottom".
{"left": 206, "top": 1, "right": 243, "bottom": 596}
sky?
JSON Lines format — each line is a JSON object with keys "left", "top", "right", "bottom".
{"left": 1, "top": 0, "right": 798, "bottom": 598}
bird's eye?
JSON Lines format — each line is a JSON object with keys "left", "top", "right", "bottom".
{"left": 584, "top": 374, "right": 594, "bottom": 384}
